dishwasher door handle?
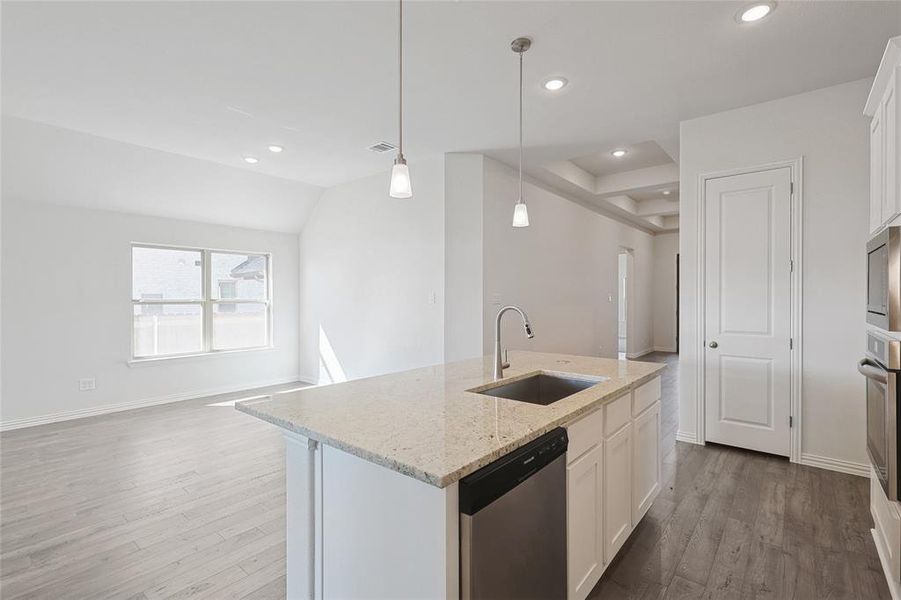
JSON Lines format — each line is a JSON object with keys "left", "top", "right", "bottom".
{"left": 859, "top": 358, "right": 888, "bottom": 384}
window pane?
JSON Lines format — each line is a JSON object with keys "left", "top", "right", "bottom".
{"left": 212, "top": 303, "right": 267, "bottom": 350}
{"left": 133, "top": 304, "right": 202, "bottom": 357}
{"left": 132, "top": 247, "right": 202, "bottom": 300}
{"left": 210, "top": 253, "right": 267, "bottom": 300}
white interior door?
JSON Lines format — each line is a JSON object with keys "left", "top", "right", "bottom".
{"left": 704, "top": 167, "right": 792, "bottom": 456}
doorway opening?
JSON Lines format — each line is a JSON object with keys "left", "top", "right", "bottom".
{"left": 617, "top": 248, "right": 634, "bottom": 360}
{"left": 676, "top": 253, "right": 680, "bottom": 354}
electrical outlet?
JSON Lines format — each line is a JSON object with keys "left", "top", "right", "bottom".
{"left": 428, "top": 292, "right": 437, "bottom": 305}
{"left": 78, "top": 378, "right": 96, "bottom": 392}
{"left": 490, "top": 293, "right": 502, "bottom": 306}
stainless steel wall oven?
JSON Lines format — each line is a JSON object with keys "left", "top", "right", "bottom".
{"left": 860, "top": 330, "right": 901, "bottom": 500}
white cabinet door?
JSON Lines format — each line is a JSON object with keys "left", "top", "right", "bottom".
{"left": 604, "top": 424, "right": 632, "bottom": 563}
{"left": 632, "top": 402, "right": 661, "bottom": 524}
{"left": 872, "top": 103, "right": 885, "bottom": 233}
{"left": 885, "top": 72, "right": 898, "bottom": 225}
{"left": 567, "top": 444, "right": 604, "bottom": 600}
{"left": 871, "top": 466, "right": 901, "bottom": 583}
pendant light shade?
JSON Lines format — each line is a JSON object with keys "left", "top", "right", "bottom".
{"left": 389, "top": 157, "right": 412, "bottom": 198}
{"left": 512, "top": 201, "right": 530, "bottom": 227}
{"left": 389, "top": 0, "right": 412, "bottom": 198}
{"left": 511, "top": 37, "right": 531, "bottom": 227}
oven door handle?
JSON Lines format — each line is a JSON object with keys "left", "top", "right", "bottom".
{"left": 859, "top": 358, "right": 888, "bottom": 384}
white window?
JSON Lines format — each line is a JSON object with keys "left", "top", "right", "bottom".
{"left": 132, "top": 244, "right": 271, "bottom": 359}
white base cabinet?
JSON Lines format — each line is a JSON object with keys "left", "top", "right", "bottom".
{"left": 871, "top": 466, "right": 901, "bottom": 600}
{"left": 632, "top": 401, "right": 661, "bottom": 523}
{"left": 603, "top": 423, "right": 633, "bottom": 561}
{"left": 564, "top": 376, "right": 662, "bottom": 600}
{"left": 566, "top": 445, "right": 604, "bottom": 599}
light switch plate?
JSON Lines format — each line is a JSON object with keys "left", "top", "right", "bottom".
{"left": 78, "top": 378, "right": 96, "bottom": 392}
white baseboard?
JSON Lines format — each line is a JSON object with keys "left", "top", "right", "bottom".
{"left": 0, "top": 375, "right": 309, "bottom": 432}
{"left": 626, "top": 348, "right": 655, "bottom": 359}
{"left": 299, "top": 372, "right": 321, "bottom": 386}
{"left": 873, "top": 528, "right": 901, "bottom": 600}
{"left": 653, "top": 346, "right": 677, "bottom": 353}
{"left": 675, "top": 430, "right": 701, "bottom": 445}
{"left": 799, "top": 452, "right": 870, "bottom": 478}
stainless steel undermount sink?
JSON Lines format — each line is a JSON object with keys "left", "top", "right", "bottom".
{"left": 472, "top": 373, "right": 608, "bottom": 406}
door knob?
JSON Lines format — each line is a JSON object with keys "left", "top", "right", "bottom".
{"left": 708, "top": 341, "right": 718, "bottom": 348}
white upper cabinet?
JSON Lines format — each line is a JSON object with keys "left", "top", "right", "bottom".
{"left": 885, "top": 73, "right": 898, "bottom": 227}
{"left": 872, "top": 109, "right": 885, "bottom": 233}
{"left": 867, "top": 38, "right": 901, "bottom": 234}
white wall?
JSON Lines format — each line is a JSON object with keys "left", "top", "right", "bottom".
{"left": 299, "top": 153, "right": 666, "bottom": 384}
{"left": 298, "top": 158, "right": 445, "bottom": 383}
{"left": 652, "top": 232, "right": 679, "bottom": 352}
{"left": 679, "top": 78, "right": 872, "bottom": 469}
{"left": 481, "top": 158, "right": 656, "bottom": 359}
{"left": 0, "top": 200, "right": 301, "bottom": 426}
{"left": 444, "top": 154, "right": 484, "bottom": 362}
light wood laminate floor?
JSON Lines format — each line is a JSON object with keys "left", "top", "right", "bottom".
{"left": 0, "top": 382, "right": 304, "bottom": 600}
{"left": 0, "top": 354, "right": 889, "bottom": 599}
{"left": 590, "top": 353, "right": 890, "bottom": 600}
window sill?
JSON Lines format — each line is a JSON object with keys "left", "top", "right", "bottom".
{"left": 127, "top": 346, "right": 277, "bottom": 367}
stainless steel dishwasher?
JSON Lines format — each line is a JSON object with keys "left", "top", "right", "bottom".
{"left": 459, "top": 427, "right": 568, "bottom": 599}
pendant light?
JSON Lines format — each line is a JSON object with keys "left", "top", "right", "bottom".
{"left": 389, "top": 0, "right": 412, "bottom": 198}
{"left": 511, "top": 37, "right": 531, "bottom": 227}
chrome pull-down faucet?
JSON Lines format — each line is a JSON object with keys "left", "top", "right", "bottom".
{"left": 494, "top": 305, "right": 534, "bottom": 380}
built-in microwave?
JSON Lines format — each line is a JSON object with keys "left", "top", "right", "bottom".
{"left": 868, "top": 227, "right": 901, "bottom": 331}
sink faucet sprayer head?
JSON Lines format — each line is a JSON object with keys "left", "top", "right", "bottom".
{"left": 524, "top": 322, "right": 534, "bottom": 338}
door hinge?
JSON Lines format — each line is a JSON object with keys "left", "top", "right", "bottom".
{"left": 789, "top": 338, "right": 794, "bottom": 350}
{"left": 789, "top": 415, "right": 793, "bottom": 428}
{"left": 790, "top": 259, "right": 794, "bottom": 272}
{"left": 790, "top": 181, "right": 794, "bottom": 195}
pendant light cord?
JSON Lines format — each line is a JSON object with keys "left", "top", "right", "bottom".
{"left": 398, "top": 0, "right": 404, "bottom": 158}
{"left": 518, "top": 49, "right": 523, "bottom": 202}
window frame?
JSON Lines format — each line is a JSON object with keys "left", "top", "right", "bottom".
{"left": 130, "top": 243, "right": 273, "bottom": 362}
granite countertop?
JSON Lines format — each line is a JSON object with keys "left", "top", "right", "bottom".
{"left": 236, "top": 351, "right": 666, "bottom": 488}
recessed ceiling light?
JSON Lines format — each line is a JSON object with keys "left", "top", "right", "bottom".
{"left": 663, "top": 190, "right": 671, "bottom": 196}
{"left": 737, "top": 2, "right": 774, "bottom": 23}
{"left": 611, "top": 149, "right": 627, "bottom": 158}
{"left": 543, "top": 77, "right": 568, "bottom": 91}
{"left": 267, "top": 145, "right": 284, "bottom": 153}
{"left": 243, "top": 156, "right": 259, "bottom": 164}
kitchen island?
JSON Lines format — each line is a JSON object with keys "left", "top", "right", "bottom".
{"left": 237, "top": 351, "right": 665, "bottom": 599}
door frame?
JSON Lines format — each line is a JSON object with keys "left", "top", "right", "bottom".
{"left": 694, "top": 157, "right": 803, "bottom": 463}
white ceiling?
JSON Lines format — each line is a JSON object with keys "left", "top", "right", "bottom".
{"left": 570, "top": 141, "right": 674, "bottom": 178}
{"left": 548, "top": 140, "right": 681, "bottom": 232}
{"left": 2, "top": 116, "right": 322, "bottom": 233}
{"left": 3, "top": 0, "right": 898, "bottom": 197}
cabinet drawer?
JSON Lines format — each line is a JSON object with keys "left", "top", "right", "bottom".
{"left": 566, "top": 407, "right": 603, "bottom": 464}
{"left": 632, "top": 377, "right": 661, "bottom": 417}
{"left": 604, "top": 393, "right": 631, "bottom": 438}
{"left": 871, "top": 466, "right": 901, "bottom": 582}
